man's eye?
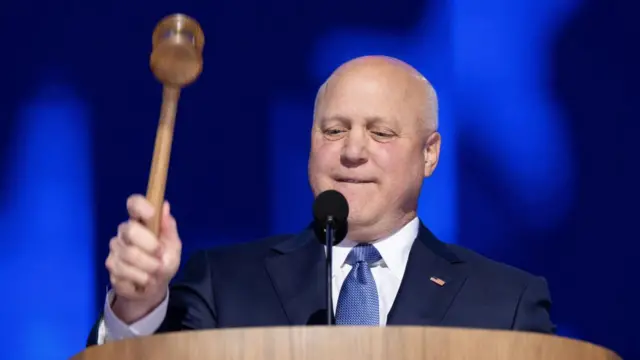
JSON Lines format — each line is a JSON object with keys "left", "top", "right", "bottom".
{"left": 372, "top": 131, "right": 393, "bottom": 138}
{"left": 325, "top": 129, "right": 345, "bottom": 135}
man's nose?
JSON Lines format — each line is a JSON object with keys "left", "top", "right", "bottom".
{"left": 340, "top": 130, "right": 368, "bottom": 167}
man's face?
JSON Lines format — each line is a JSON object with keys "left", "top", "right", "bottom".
{"left": 308, "top": 67, "right": 439, "bottom": 237}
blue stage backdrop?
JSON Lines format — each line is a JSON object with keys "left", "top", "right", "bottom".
{"left": 0, "top": 0, "right": 638, "bottom": 359}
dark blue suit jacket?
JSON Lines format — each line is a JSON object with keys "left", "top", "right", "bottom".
{"left": 87, "top": 222, "right": 555, "bottom": 345}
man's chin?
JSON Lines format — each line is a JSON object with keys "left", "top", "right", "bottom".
{"left": 346, "top": 212, "right": 377, "bottom": 230}
{"left": 344, "top": 220, "right": 382, "bottom": 242}
{"left": 337, "top": 188, "right": 376, "bottom": 207}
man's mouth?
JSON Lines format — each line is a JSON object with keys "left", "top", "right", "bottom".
{"left": 335, "top": 177, "right": 375, "bottom": 184}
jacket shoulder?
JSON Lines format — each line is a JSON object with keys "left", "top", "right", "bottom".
{"left": 447, "top": 243, "right": 545, "bottom": 286}
{"left": 191, "top": 233, "right": 299, "bottom": 264}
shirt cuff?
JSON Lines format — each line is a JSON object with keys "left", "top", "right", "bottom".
{"left": 98, "top": 288, "right": 169, "bottom": 343}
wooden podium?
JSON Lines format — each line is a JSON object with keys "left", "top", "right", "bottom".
{"left": 71, "top": 326, "right": 621, "bottom": 360}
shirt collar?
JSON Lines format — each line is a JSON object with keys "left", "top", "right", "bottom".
{"left": 331, "top": 217, "right": 420, "bottom": 280}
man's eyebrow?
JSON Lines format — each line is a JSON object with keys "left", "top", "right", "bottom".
{"left": 320, "top": 115, "right": 351, "bottom": 124}
{"left": 364, "top": 116, "right": 385, "bottom": 124}
{"left": 319, "top": 115, "right": 400, "bottom": 127}
{"left": 365, "top": 116, "right": 400, "bottom": 128}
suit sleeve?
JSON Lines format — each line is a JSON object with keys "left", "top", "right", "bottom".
{"left": 85, "top": 250, "right": 218, "bottom": 347}
{"left": 511, "top": 276, "right": 556, "bottom": 334}
{"left": 157, "top": 250, "right": 218, "bottom": 333}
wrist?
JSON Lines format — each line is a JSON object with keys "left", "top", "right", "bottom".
{"left": 111, "top": 290, "right": 167, "bottom": 324}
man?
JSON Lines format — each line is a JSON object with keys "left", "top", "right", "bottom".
{"left": 87, "top": 55, "right": 554, "bottom": 345}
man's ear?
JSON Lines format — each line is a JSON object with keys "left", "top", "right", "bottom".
{"left": 423, "top": 131, "right": 441, "bottom": 177}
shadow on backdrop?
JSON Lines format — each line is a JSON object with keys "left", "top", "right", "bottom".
{"left": 549, "top": 0, "right": 639, "bottom": 357}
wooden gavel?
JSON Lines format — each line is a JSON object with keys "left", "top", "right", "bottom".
{"left": 146, "top": 14, "right": 204, "bottom": 235}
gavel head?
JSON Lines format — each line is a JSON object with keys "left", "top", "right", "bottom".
{"left": 150, "top": 14, "right": 205, "bottom": 87}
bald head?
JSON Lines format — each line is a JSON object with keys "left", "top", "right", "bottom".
{"left": 314, "top": 56, "right": 438, "bottom": 133}
{"left": 308, "top": 55, "right": 442, "bottom": 241}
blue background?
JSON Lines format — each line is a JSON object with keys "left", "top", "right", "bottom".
{"left": 0, "top": 0, "right": 638, "bottom": 358}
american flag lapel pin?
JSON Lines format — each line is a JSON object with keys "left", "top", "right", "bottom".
{"left": 430, "top": 276, "right": 446, "bottom": 286}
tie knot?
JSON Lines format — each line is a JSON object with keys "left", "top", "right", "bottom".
{"left": 345, "top": 244, "right": 382, "bottom": 265}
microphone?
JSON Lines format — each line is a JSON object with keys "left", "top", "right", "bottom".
{"left": 312, "top": 189, "right": 349, "bottom": 325}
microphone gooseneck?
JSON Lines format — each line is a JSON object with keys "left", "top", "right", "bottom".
{"left": 312, "top": 189, "right": 349, "bottom": 325}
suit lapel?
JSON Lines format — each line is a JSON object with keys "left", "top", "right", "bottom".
{"left": 387, "top": 223, "right": 468, "bottom": 325}
{"left": 264, "top": 226, "right": 329, "bottom": 325}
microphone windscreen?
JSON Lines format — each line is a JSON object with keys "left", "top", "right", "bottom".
{"left": 313, "top": 190, "right": 349, "bottom": 223}
{"left": 312, "top": 190, "right": 349, "bottom": 244}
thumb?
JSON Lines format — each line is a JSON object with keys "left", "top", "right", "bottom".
{"left": 159, "top": 200, "right": 180, "bottom": 244}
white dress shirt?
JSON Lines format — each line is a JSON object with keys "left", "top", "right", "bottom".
{"left": 330, "top": 217, "right": 418, "bottom": 325}
{"left": 97, "top": 217, "right": 419, "bottom": 344}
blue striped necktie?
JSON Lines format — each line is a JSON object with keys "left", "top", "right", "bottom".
{"left": 335, "top": 244, "right": 382, "bottom": 325}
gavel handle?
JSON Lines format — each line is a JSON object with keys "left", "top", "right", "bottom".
{"left": 146, "top": 85, "right": 181, "bottom": 236}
